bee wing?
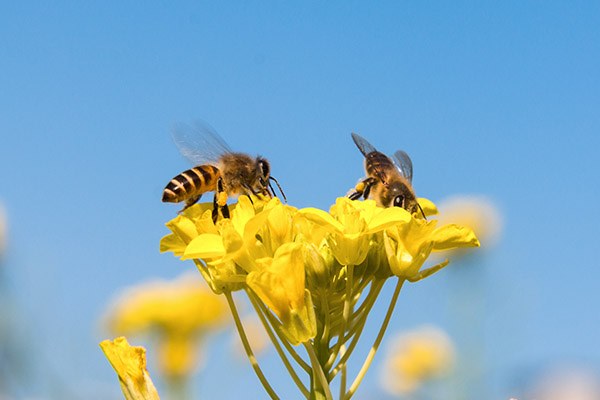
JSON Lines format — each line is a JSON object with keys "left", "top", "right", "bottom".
{"left": 392, "top": 150, "right": 414, "bottom": 183}
{"left": 172, "top": 120, "right": 233, "bottom": 166}
{"left": 351, "top": 132, "right": 378, "bottom": 157}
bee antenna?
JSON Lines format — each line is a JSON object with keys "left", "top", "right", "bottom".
{"left": 418, "top": 203, "right": 427, "bottom": 220}
{"left": 269, "top": 176, "right": 287, "bottom": 203}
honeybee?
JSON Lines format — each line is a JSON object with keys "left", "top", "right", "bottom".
{"left": 348, "top": 132, "right": 425, "bottom": 218}
{"left": 162, "top": 121, "right": 285, "bottom": 221}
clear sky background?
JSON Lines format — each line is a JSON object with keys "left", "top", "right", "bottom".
{"left": 1, "top": 1, "right": 599, "bottom": 399}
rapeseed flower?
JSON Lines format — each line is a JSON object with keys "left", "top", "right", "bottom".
{"left": 160, "top": 195, "right": 478, "bottom": 399}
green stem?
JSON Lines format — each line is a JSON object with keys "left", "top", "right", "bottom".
{"left": 245, "top": 289, "right": 310, "bottom": 398}
{"left": 318, "top": 289, "right": 331, "bottom": 352}
{"left": 343, "top": 279, "right": 384, "bottom": 340}
{"left": 344, "top": 279, "right": 404, "bottom": 400}
{"left": 339, "top": 344, "right": 347, "bottom": 397}
{"left": 304, "top": 342, "right": 333, "bottom": 400}
{"left": 327, "top": 280, "right": 384, "bottom": 379}
{"left": 225, "top": 291, "right": 280, "bottom": 400}
{"left": 249, "top": 291, "right": 312, "bottom": 373}
{"left": 326, "top": 264, "right": 355, "bottom": 373}
{"left": 166, "top": 376, "right": 189, "bottom": 400}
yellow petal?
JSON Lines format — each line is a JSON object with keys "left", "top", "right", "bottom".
{"left": 366, "top": 206, "right": 411, "bottom": 233}
{"left": 417, "top": 198, "right": 438, "bottom": 217}
{"left": 165, "top": 215, "right": 198, "bottom": 244}
{"left": 100, "top": 337, "right": 160, "bottom": 400}
{"left": 159, "top": 233, "right": 186, "bottom": 256}
{"left": 298, "top": 207, "right": 345, "bottom": 233}
{"left": 430, "top": 224, "right": 480, "bottom": 250}
{"left": 218, "top": 219, "right": 244, "bottom": 254}
{"left": 183, "top": 234, "right": 226, "bottom": 260}
{"left": 279, "top": 289, "right": 317, "bottom": 345}
{"left": 246, "top": 243, "right": 306, "bottom": 319}
{"left": 328, "top": 234, "right": 370, "bottom": 266}
{"left": 231, "top": 196, "right": 256, "bottom": 234}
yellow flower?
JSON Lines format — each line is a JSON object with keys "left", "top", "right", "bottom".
{"left": 103, "top": 273, "right": 228, "bottom": 379}
{"left": 380, "top": 326, "right": 455, "bottom": 395}
{"left": 247, "top": 242, "right": 317, "bottom": 345}
{"left": 299, "top": 198, "right": 410, "bottom": 265}
{"left": 384, "top": 214, "right": 480, "bottom": 281}
{"left": 100, "top": 337, "right": 160, "bottom": 400}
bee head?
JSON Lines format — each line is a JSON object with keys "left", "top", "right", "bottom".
{"left": 254, "top": 157, "right": 287, "bottom": 202}
{"left": 385, "top": 182, "right": 423, "bottom": 217}
{"left": 253, "top": 157, "right": 271, "bottom": 195}
{"left": 256, "top": 156, "right": 270, "bottom": 180}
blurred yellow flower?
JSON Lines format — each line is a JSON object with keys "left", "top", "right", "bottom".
{"left": 100, "top": 337, "right": 160, "bottom": 400}
{"left": 436, "top": 195, "right": 502, "bottom": 248}
{"left": 103, "top": 272, "right": 228, "bottom": 379}
{"left": 380, "top": 326, "right": 455, "bottom": 395}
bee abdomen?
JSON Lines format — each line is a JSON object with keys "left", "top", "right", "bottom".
{"left": 162, "top": 165, "right": 220, "bottom": 203}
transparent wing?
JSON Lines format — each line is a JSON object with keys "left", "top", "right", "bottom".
{"left": 351, "top": 132, "right": 378, "bottom": 157}
{"left": 171, "top": 120, "right": 233, "bottom": 166}
{"left": 392, "top": 150, "right": 414, "bottom": 183}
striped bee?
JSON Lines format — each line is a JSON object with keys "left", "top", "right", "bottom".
{"left": 348, "top": 132, "right": 425, "bottom": 218}
{"left": 162, "top": 121, "right": 285, "bottom": 221}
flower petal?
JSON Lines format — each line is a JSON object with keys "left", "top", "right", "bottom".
{"left": 183, "top": 234, "right": 226, "bottom": 260}
{"left": 100, "top": 337, "right": 160, "bottom": 400}
{"left": 430, "top": 224, "right": 480, "bottom": 251}
{"left": 366, "top": 206, "right": 411, "bottom": 233}
{"left": 298, "top": 207, "right": 345, "bottom": 233}
{"left": 417, "top": 198, "right": 438, "bottom": 217}
{"left": 159, "top": 233, "right": 186, "bottom": 256}
{"left": 246, "top": 243, "right": 306, "bottom": 319}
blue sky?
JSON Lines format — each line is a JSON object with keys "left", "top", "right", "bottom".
{"left": 1, "top": 1, "right": 599, "bottom": 399}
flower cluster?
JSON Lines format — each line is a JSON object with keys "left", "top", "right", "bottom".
{"left": 159, "top": 195, "right": 478, "bottom": 399}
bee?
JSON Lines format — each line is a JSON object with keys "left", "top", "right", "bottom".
{"left": 162, "top": 121, "right": 286, "bottom": 222}
{"left": 348, "top": 132, "right": 425, "bottom": 218}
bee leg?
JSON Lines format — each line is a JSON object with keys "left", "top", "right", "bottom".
{"left": 242, "top": 184, "right": 256, "bottom": 204}
{"left": 221, "top": 204, "right": 231, "bottom": 219}
{"left": 212, "top": 194, "right": 219, "bottom": 223}
{"left": 212, "top": 177, "right": 230, "bottom": 223}
{"left": 180, "top": 195, "right": 201, "bottom": 213}
{"left": 348, "top": 190, "right": 363, "bottom": 200}
{"left": 362, "top": 178, "right": 377, "bottom": 199}
{"left": 211, "top": 196, "right": 230, "bottom": 221}
{"left": 349, "top": 178, "right": 376, "bottom": 200}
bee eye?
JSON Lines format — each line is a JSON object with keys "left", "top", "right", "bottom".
{"left": 393, "top": 195, "right": 405, "bottom": 208}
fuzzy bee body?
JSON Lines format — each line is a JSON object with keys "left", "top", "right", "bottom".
{"left": 349, "top": 132, "right": 424, "bottom": 217}
{"left": 162, "top": 121, "right": 285, "bottom": 221}
{"left": 162, "top": 164, "right": 219, "bottom": 204}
